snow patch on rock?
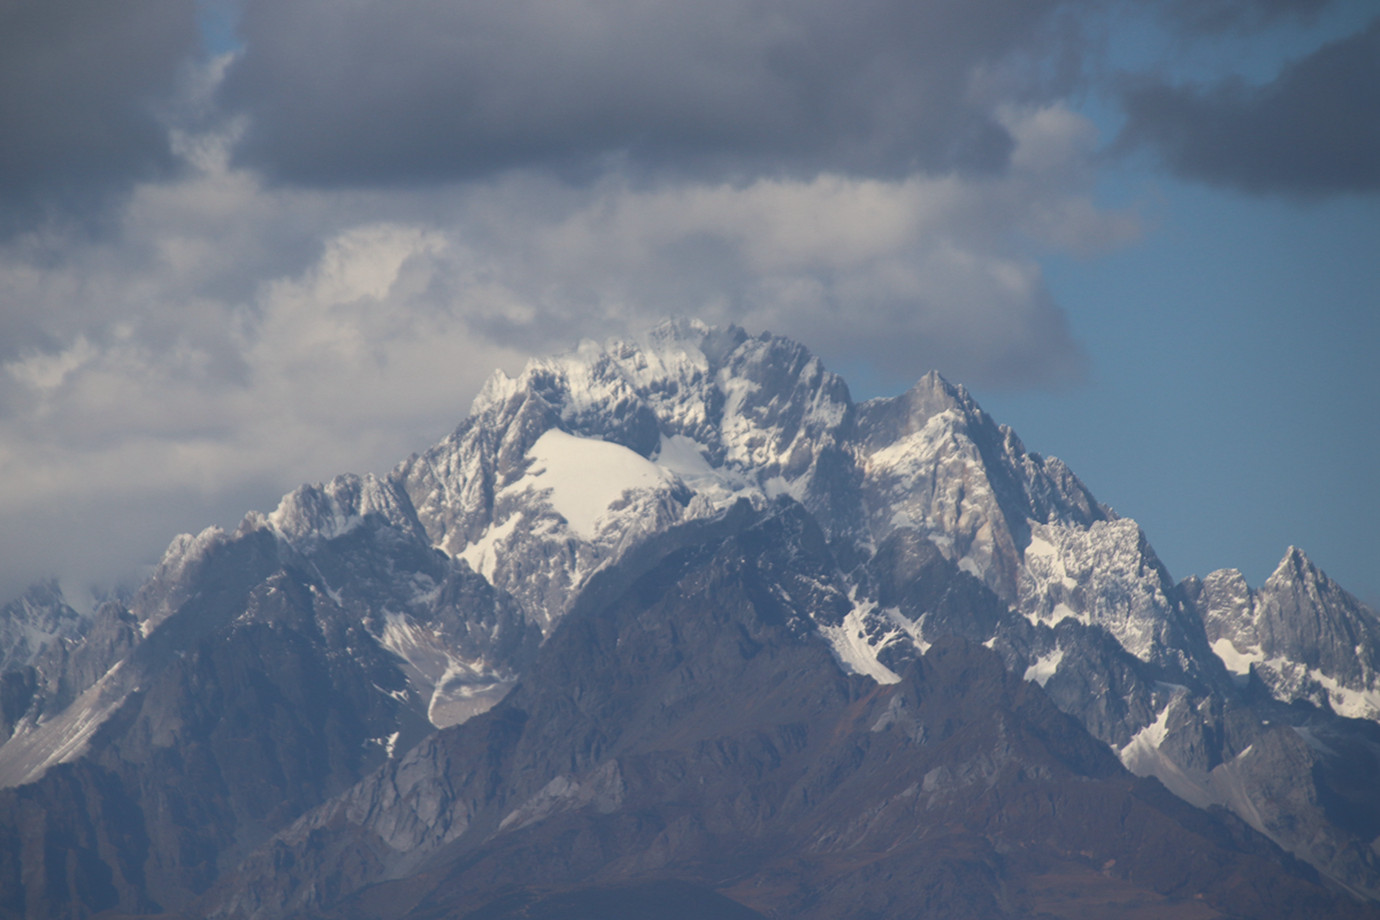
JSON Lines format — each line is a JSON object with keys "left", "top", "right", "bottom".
{"left": 1023, "top": 648, "right": 1064, "bottom": 687}
{"left": 817, "top": 602, "right": 903, "bottom": 685}
{"left": 523, "top": 430, "right": 679, "bottom": 539}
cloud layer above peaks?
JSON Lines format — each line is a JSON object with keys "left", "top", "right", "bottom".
{"left": 0, "top": 0, "right": 1375, "bottom": 599}
{"left": 218, "top": 0, "right": 1065, "bottom": 185}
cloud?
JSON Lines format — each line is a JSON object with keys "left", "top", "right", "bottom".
{"left": 0, "top": 0, "right": 200, "bottom": 228}
{"left": 1117, "top": 17, "right": 1380, "bottom": 195}
{"left": 0, "top": 0, "right": 1370, "bottom": 611}
{"left": 218, "top": 0, "right": 1078, "bottom": 186}
{"left": 0, "top": 196, "right": 532, "bottom": 600}
{"left": 473, "top": 107, "right": 1129, "bottom": 389}
{"left": 0, "top": 0, "right": 1371, "bottom": 611}
{"left": 1159, "top": 0, "right": 1333, "bottom": 34}
{"left": 0, "top": 96, "right": 1135, "bottom": 600}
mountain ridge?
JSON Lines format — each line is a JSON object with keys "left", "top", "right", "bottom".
{"left": 1, "top": 320, "right": 1378, "bottom": 917}
{"left": 203, "top": 502, "right": 1372, "bottom": 920}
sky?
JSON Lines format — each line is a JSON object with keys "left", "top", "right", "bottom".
{"left": 0, "top": 0, "right": 1376, "bottom": 610}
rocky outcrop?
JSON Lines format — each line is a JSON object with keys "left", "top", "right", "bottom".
{"left": 205, "top": 505, "right": 1376, "bottom": 920}
{"left": 1186, "top": 547, "right": 1380, "bottom": 720}
{"left": 2, "top": 322, "right": 1377, "bottom": 916}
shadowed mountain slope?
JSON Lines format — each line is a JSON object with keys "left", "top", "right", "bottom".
{"left": 207, "top": 505, "right": 1375, "bottom": 920}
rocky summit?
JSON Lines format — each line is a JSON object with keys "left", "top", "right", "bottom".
{"left": 1, "top": 321, "right": 1378, "bottom": 919}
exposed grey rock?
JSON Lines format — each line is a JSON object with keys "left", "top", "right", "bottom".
{"left": 1, "top": 322, "right": 1377, "bottom": 917}
{"left": 0, "top": 581, "right": 84, "bottom": 676}
{"left": 1187, "top": 548, "right": 1380, "bottom": 719}
{"left": 203, "top": 504, "right": 1376, "bottom": 920}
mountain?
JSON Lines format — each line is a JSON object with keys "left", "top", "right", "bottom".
{"left": 0, "top": 320, "right": 1377, "bottom": 918}
{"left": 1184, "top": 547, "right": 1380, "bottom": 720}
{"left": 0, "top": 584, "right": 85, "bottom": 741}
{"left": 207, "top": 506, "right": 1372, "bottom": 920}
{"left": 0, "top": 584, "right": 83, "bottom": 679}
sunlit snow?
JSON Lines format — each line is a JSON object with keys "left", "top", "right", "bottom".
{"left": 816, "top": 604, "right": 902, "bottom": 685}
{"left": 815, "top": 597, "right": 934, "bottom": 686}
{"left": 1307, "top": 668, "right": 1380, "bottom": 721}
{"left": 1023, "top": 648, "right": 1063, "bottom": 687}
{"left": 458, "top": 514, "right": 519, "bottom": 582}
{"left": 0, "top": 661, "right": 133, "bottom": 788}
{"left": 653, "top": 433, "right": 758, "bottom": 509}
{"left": 1211, "top": 637, "right": 1264, "bottom": 677}
{"left": 524, "top": 430, "right": 678, "bottom": 538}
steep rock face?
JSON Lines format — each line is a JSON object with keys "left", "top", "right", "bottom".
{"left": 1017, "top": 519, "right": 1217, "bottom": 678}
{"left": 205, "top": 505, "right": 1376, "bottom": 920}
{"left": 379, "top": 322, "right": 1206, "bottom": 718}
{"left": 0, "top": 583, "right": 84, "bottom": 677}
{"left": 0, "top": 600, "right": 140, "bottom": 746}
{"left": 1186, "top": 548, "right": 1380, "bottom": 720}
{"left": 0, "top": 528, "right": 285, "bottom": 792}
{"left": 0, "top": 484, "right": 540, "bottom": 915}
{"left": 0, "top": 579, "right": 421, "bottom": 919}
{"left": 0, "top": 584, "right": 112, "bottom": 744}
{"left": 256, "top": 476, "right": 542, "bottom": 728}
{"left": 856, "top": 371, "right": 1107, "bottom": 603}
{"left": 1, "top": 322, "right": 1377, "bottom": 916}
{"left": 1112, "top": 687, "right": 1380, "bottom": 901}
{"left": 392, "top": 322, "right": 860, "bottom": 635}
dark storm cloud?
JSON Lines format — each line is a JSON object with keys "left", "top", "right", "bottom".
{"left": 1161, "top": 0, "right": 1333, "bottom": 33}
{"left": 0, "top": 0, "right": 200, "bottom": 227}
{"left": 219, "top": 0, "right": 1076, "bottom": 187}
{"left": 1118, "top": 17, "right": 1380, "bottom": 195}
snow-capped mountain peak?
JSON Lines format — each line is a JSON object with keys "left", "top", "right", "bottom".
{"left": 1188, "top": 546, "right": 1380, "bottom": 719}
{"left": 0, "top": 581, "right": 83, "bottom": 675}
{"left": 4, "top": 322, "right": 1380, "bottom": 913}
{"left": 266, "top": 473, "right": 422, "bottom": 546}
